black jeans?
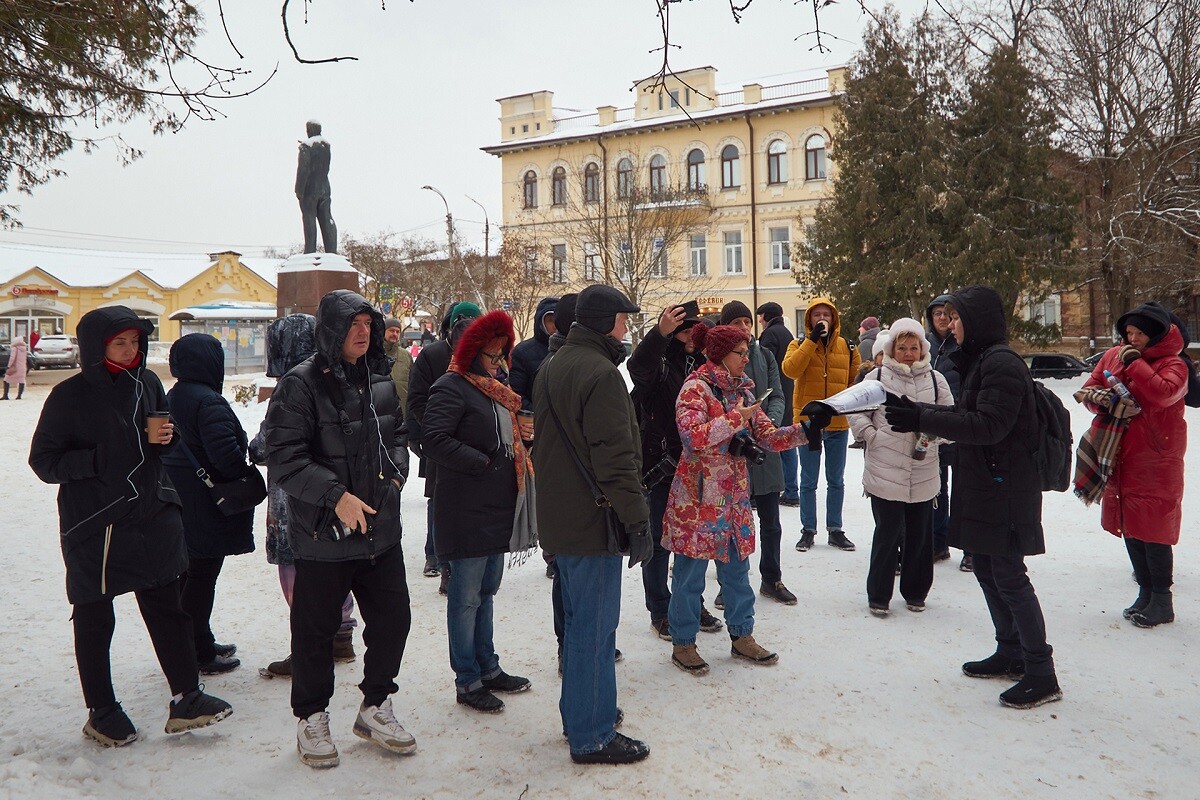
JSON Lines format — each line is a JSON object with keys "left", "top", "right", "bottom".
{"left": 932, "top": 460, "right": 951, "bottom": 553}
{"left": 180, "top": 555, "right": 225, "bottom": 663}
{"left": 755, "top": 492, "right": 783, "bottom": 585}
{"left": 1126, "top": 538, "right": 1173, "bottom": 592}
{"left": 972, "top": 553, "right": 1054, "bottom": 676}
{"left": 642, "top": 482, "right": 672, "bottom": 622}
{"left": 868, "top": 497, "right": 933, "bottom": 607}
{"left": 72, "top": 578, "right": 197, "bottom": 709}
{"left": 291, "top": 543, "right": 411, "bottom": 719}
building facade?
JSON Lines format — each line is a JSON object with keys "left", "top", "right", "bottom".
{"left": 483, "top": 66, "right": 846, "bottom": 336}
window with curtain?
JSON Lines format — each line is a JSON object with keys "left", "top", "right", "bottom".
{"left": 721, "top": 145, "right": 740, "bottom": 189}
{"left": 767, "top": 139, "right": 788, "bottom": 184}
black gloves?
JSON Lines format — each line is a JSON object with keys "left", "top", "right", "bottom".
{"left": 807, "top": 321, "right": 829, "bottom": 344}
{"left": 626, "top": 523, "right": 653, "bottom": 569}
{"left": 1118, "top": 345, "right": 1141, "bottom": 366}
{"left": 806, "top": 407, "right": 833, "bottom": 431}
{"left": 800, "top": 421, "right": 823, "bottom": 452}
{"left": 883, "top": 392, "right": 921, "bottom": 433}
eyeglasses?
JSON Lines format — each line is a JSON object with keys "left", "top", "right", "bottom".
{"left": 480, "top": 350, "right": 506, "bottom": 365}
{"left": 729, "top": 349, "right": 750, "bottom": 360}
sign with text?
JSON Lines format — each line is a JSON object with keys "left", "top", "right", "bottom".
{"left": 12, "top": 286, "right": 59, "bottom": 296}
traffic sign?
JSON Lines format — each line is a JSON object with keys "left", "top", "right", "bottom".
{"left": 400, "top": 295, "right": 413, "bottom": 310}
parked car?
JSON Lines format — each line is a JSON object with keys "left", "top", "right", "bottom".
{"left": 1023, "top": 352, "right": 1089, "bottom": 380}
{"left": 1082, "top": 352, "right": 1105, "bottom": 369}
{"left": 30, "top": 334, "right": 80, "bottom": 369}
{"left": 0, "top": 341, "right": 32, "bottom": 374}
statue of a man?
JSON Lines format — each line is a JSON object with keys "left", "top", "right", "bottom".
{"left": 296, "top": 119, "right": 338, "bottom": 254}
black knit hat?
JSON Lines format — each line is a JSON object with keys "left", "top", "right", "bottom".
{"left": 719, "top": 300, "right": 753, "bottom": 325}
{"left": 756, "top": 302, "right": 783, "bottom": 321}
{"left": 576, "top": 285, "right": 640, "bottom": 334}
{"left": 384, "top": 318, "right": 403, "bottom": 331}
{"left": 555, "top": 293, "right": 578, "bottom": 332}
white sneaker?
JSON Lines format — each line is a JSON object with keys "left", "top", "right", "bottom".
{"left": 353, "top": 697, "right": 417, "bottom": 755}
{"left": 297, "top": 712, "right": 339, "bottom": 768}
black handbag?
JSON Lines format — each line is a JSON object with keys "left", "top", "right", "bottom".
{"left": 175, "top": 435, "right": 267, "bottom": 516}
{"left": 544, "top": 398, "right": 629, "bottom": 556}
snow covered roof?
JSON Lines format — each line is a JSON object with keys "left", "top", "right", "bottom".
{"left": 169, "top": 301, "right": 279, "bottom": 321}
{"left": 0, "top": 243, "right": 281, "bottom": 288}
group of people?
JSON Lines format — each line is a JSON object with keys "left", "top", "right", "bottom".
{"left": 29, "top": 279, "right": 1191, "bottom": 768}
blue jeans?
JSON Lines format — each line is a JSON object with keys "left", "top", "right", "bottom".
{"left": 446, "top": 554, "right": 504, "bottom": 692}
{"left": 798, "top": 429, "right": 848, "bottom": 531}
{"left": 642, "top": 482, "right": 672, "bottom": 622}
{"left": 780, "top": 446, "right": 799, "bottom": 501}
{"left": 668, "top": 540, "right": 755, "bottom": 644}
{"left": 556, "top": 554, "right": 622, "bottom": 755}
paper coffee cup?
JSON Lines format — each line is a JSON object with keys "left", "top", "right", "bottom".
{"left": 146, "top": 412, "right": 170, "bottom": 442}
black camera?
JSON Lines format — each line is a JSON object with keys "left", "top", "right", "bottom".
{"left": 642, "top": 453, "right": 678, "bottom": 491}
{"left": 728, "top": 431, "right": 767, "bottom": 466}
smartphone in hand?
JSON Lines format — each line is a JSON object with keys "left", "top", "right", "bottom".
{"left": 756, "top": 387, "right": 773, "bottom": 404}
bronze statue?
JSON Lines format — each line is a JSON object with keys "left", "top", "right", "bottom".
{"left": 296, "top": 120, "right": 338, "bottom": 254}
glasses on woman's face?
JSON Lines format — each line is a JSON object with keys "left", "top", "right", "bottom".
{"left": 481, "top": 350, "right": 506, "bottom": 365}
{"left": 729, "top": 348, "right": 750, "bottom": 361}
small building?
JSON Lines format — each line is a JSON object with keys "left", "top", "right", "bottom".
{"left": 170, "top": 300, "right": 280, "bottom": 373}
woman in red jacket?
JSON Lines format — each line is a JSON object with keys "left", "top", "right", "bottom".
{"left": 1081, "top": 302, "right": 1189, "bottom": 627}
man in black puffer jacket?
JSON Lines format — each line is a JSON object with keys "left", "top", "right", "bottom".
{"left": 266, "top": 289, "right": 415, "bottom": 767}
{"left": 885, "top": 285, "right": 1061, "bottom": 710}
{"left": 509, "top": 296, "right": 558, "bottom": 410}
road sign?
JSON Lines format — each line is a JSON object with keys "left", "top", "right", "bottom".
{"left": 400, "top": 295, "right": 413, "bottom": 310}
{"left": 379, "top": 284, "right": 395, "bottom": 300}
{"left": 381, "top": 301, "right": 392, "bottom": 314}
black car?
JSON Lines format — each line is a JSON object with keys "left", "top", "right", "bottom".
{"left": 1083, "top": 352, "right": 1105, "bottom": 369}
{"left": 1024, "top": 353, "right": 1090, "bottom": 380}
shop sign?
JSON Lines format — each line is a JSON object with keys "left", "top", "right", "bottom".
{"left": 11, "top": 286, "right": 59, "bottom": 296}
{"left": 696, "top": 296, "right": 723, "bottom": 306}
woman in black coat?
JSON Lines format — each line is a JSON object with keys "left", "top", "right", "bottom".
{"left": 162, "top": 334, "right": 256, "bottom": 674}
{"left": 422, "top": 310, "right": 534, "bottom": 714}
{"left": 29, "top": 307, "right": 231, "bottom": 747}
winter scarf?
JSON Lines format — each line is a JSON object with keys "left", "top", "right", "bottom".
{"left": 1072, "top": 387, "right": 1136, "bottom": 506}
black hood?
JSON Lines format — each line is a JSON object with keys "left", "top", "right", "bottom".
{"left": 266, "top": 313, "right": 317, "bottom": 378}
{"left": 169, "top": 333, "right": 225, "bottom": 392}
{"left": 532, "top": 296, "right": 559, "bottom": 347}
{"left": 926, "top": 293, "right": 954, "bottom": 334}
{"left": 76, "top": 306, "right": 154, "bottom": 381}
{"left": 1118, "top": 302, "right": 1180, "bottom": 350}
{"left": 315, "top": 289, "right": 388, "bottom": 378}
{"left": 947, "top": 285, "right": 1008, "bottom": 355}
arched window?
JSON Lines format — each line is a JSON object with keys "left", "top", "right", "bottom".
{"left": 805, "top": 134, "right": 827, "bottom": 180}
{"left": 767, "top": 139, "right": 788, "bottom": 184}
{"left": 522, "top": 170, "right": 538, "bottom": 209}
{"left": 551, "top": 166, "right": 567, "bottom": 206}
{"left": 721, "top": 144, "right": 740, "bottom": 189}
{"left": 583, "top": 163, "right": 600, "bottom": 203}
{"left": 649, "top": 154, "right": 667, "bottom": 196}
{"left": 616, "top": 158, "right": 634, "bottom": 199}
{"left": 687, "top": 149, "right": 706, "bottom": 192}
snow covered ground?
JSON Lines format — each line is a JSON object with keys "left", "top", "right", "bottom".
{"left": 2, "top": 376, "right": 1197, "bottom": 800}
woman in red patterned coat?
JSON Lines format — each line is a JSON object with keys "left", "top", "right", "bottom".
{"left": 662, "top": 324, "right": 808, "bottom": 675}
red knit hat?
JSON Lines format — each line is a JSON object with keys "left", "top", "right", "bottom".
{"left": 692, "top": 323, "right": 749, "bottom": 363}
{"left": 104, "top": 327, "right": 141, "bottom": 346}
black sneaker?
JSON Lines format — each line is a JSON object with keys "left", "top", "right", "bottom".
{"left": 482, "top": 671, "right": 531, "bottom": 693}
{"left": 83, "top": 703, "right": 138, "bottom": 747}
{"left": 959, "top": 554, "right": 974, "bottom": 572}
{"left": 700, "top": 604, "right": 723, "bottom": 631}
{"left": 439, "top": 566, "right": 450, "bottom": 596}
{"left": 779, "top": 495, "right": 800, "bottom": 507}
{"left": 760, "top": 581, "right": 798, "bottom": 605}
{"left": 213, "top": 642, "right": 237, "bottom": 658}
{"left": 456, "top": 687, "right": 504, "bottom": 714}
{"left": 795, "top": 530, "right": 816, "bottom": 551}
{"left": 962, "top": 653, "right": 1025, "bottom": 680}
{"left": 546, "top": 561, "right": 558, "bottom": 580}
{"left": 570, "top": 732, "right": 650, "bottom": 765}
{"left": 423, "top": 557, "right": 439, "bottom": 578}
{"left": 165, "top": 686, "right": 232, "bottom": 733}
{"left": 198, "top": 653, "right": 241, "bottom": 675}
{"left": 259, "top": 654, "right": 291, "bottom": 679}
{"left": 999, "top": 674, "right": 1062, "bottom": 709}
{"left": 713, "top": 591, "right": 724, "bottom": 610}
{"left": 828, "top": 530, "right": 856, "bottom": 551}
{"left": 650, "top": 618, "right": 671, "bottom": 640}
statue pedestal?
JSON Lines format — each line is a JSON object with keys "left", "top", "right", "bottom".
{"left": 276, "top": 252, "right": 360, "bottom": 317}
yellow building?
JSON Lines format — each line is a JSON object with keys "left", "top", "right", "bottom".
{"left": 482, "top": 65, "right": 846, "bottom": 335}
{"left": 0, "top": 245, "right": 278, "bottom": 344}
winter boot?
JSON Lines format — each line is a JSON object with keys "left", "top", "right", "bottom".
{"left": 999, "top": 674, "right": 1062, "bottom": 709}
{"left": 15, "top": 383, "right": 23, "bottom": 399}
{"left": 1, "top": 382, "right": 8, "bottom": 400}
{"left": 1123, "top": 587, "right": 1152, "bottom": 620}
{"left": 962, "top": 653, "right": 1025, "bottom": 680}
{"left": 730, "top": 635, "right": 779, "bottom": 665}
{"left": 482, "top": 670, "right": 532, "bottom": 693}
{"left": 456, "top": 687, "right": 504, "bottom": 713}
{"left": 260, "top": 654, "right": 292, "bottom": 679}
{"left": 671, "top": 643, "right": 709, "bottom": 675}
{"left": 795, "top": 529, "right": 816, "bottom": 552}
{"left": 1131, "top": 592, "right": 1175, "bottom": 628}
{"left": 699, "top": 604, "right": 724, "bottom": 631}
{"left": 165, "top": 686, "right": 232, "bottom": 733}
{"left": 439, "top": 565, "right": 450, "bottom": 596}
{"left": 333, "top": 631, "right": 356, "bottom": 662}
{"left": 83, "top": 702, "right": 138, "bottom": 747}
{"left": 198, "top": 653, "right": 240, "bottom": 675}
{"left": 827, "top": 530, "right": 856, "bottom": 551}
{"left": 423, "top": 557, "right": 439, "bottom": 578}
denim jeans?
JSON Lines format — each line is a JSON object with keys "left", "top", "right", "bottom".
{"left": 668, "top": 540, "right": 755, "bottom": 644}
{"left": 556, "top": 554, "right": 622, "bottom": 755}
{"left": 798, "top": 429, "right": 848, "bottom": 531}
{"left": 932, "top": 460, "right": 950, "bottom": 553}
{"left": 780, "top": 446, "right": 799, "bottom": 501}
{"left": 642, "top": 482, "right": 672, "bottom": 622}
{"left": 446, "top": 554, "right": 504, "bottom": 692}
{"left": 972, "top": 554, "right": 1054, "bottom": 677}
{"left": 426, "top": 499, "right": 447, "bottom": 568}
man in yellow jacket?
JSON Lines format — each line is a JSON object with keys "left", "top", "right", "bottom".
{"left": 781, "top": 297, "right": 861, "bottom": 552}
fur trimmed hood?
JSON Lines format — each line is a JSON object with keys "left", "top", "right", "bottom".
{"left": 453, "top": 309, "right": 516, "bottom": 372}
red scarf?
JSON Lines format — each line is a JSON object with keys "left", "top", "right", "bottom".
{"left": 447, "top": 356, "right": 533, "bottom": 493}
{"left": 104, "top": 352, "right": 143, "bottom": 374}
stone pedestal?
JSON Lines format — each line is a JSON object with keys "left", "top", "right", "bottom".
{"left": 276, "top": 252, "right": 360, "bottom": 317}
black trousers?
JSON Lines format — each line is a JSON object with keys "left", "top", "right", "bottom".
{"left": 755, "top": 492, "right": 783, "bottom": 585}
{"left": 291, "top": 543, "right": 411, "bottom": 719}
{"left": 72, "top": 578, "right": 197, "bottom": 710}
{"left": 972, "top": 553, "right": 1054, "bottom": 676}
{"left": 867, "top": 497, "right": 933, "bottom": 607}
{"left": 180, "top": 555, "right": 225, "bottom": 663}
{"left": 1126, "top": 538, "right": 1173, "bottom": 593}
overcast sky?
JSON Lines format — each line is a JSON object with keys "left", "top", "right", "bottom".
{"left": 1, "top": 0, "right": 926, "bottom": 257}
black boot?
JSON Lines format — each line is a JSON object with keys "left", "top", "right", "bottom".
{"left": 962, "top": 652, "right": 1025, "bottom": 679}
{"left": 1123, "top": 587, "right": 1152, "bottom": 620}
{"left": 1131, "top": 591, "right": 1175, "bottom": 628}
{"left": 1, "top": 382, "right": 8, "bottom": 400}
{"left": 15, "top": 382, "right": 23, "bottom": 399}
{"left": 999, "top": 674, "right": 1062, "bottom": 709}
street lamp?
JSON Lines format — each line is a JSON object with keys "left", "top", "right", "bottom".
{"left": 421, "top": 184, "right": 484, "bottom": 307}
{"left": 465, "top": 194, "right": 490, "bottom": 304}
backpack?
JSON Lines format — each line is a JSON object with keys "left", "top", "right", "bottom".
{"left": 980, "top": 346, "right": 1073, "bottom": 493}
{"left": 1182, "top": 355, "right": 1200, "bottom": 408}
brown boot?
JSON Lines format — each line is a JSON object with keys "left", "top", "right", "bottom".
{"left": 731, "top": 635, "right": 779, "bottom": 665}
{"left": 333, "top": 631, "right": 356, "bottom": 662}
{"left": 259, "top": 654, "right": 292, "bottom": 679}
{"left": 671, "top": 643, "right": 709, "bottom": 675}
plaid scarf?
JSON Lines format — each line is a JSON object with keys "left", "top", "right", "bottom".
{"left": 446, "top": 356, "right": 533, "bottom": 493}
{"left": 1071, "top": 387, "right": 1132, "bottom": 506}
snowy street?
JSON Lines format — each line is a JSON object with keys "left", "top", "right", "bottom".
{"left": 1, "top": 376, "right": 1196, "bottom": 799}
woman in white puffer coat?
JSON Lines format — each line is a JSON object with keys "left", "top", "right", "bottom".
{"left": 850, "top": 317, "right": 952, "bottom": 616}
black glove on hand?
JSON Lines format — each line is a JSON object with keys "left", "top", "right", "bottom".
{"left": 883, "top": 391, "right": 921, "bottom": 433}
{"left": 807, "top": 407, "right": 833, "bottom": 431}
{"left": 807, "top": 321, "right": 828, "bottom": 344}
{"left": 1118, "top": 344, "right": 1141, "bottom": 366}
{"left": 800, "top": 421, "right": 823, "bottom": 452}
{"left": 626, "top": 523, "right": 653, "bottom": 569}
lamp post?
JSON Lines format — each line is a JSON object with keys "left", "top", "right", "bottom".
{"left": 421, "top": 184, "right": 484, "bottom": 307}
{"left": 465, "top": 194, "right": 490, "bottom": 305}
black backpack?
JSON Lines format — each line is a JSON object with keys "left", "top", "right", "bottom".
{"left": 980, "top": 346, "right": 1073, "bottom": 493}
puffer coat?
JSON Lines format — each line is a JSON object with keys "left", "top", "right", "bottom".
{"left": 662, "top": 362, "right": 807, "bottom": 562}
{"left": 781, "top": 296, "right": 861, "bottom": 430}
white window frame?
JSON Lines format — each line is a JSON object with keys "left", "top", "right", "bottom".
{"left": 723, "top": 231, "right": 744, "bottom": 275}
{"left": 689, "top": 234, "right": 707, "bottom": 277}
{"left": 551, "top": 243, "right": 568, "bottom": 283}
{"left": 583, "top": 242, "right": 601, "bottom": 282}
{"left": 651, "top": 238, "right": 668, "bottom": 278}
{"left": 769, "top": 227, "right": 791, "bottom": 272}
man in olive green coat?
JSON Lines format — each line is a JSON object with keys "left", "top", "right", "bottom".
{"left": 383, "top": 318, "right": 413, "bottom": 416}
{"left": 532, "top": 285, "right": 651, "bottom": 766}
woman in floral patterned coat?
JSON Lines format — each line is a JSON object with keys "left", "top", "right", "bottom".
{"left": 663, "top": 324, "right": 809, "bottom": 675}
